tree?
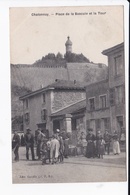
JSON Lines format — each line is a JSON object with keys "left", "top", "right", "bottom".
{"left": 65, "top": 52, "right": 90, "bottom": 63}
{"left": 45, "top": 53, "right": 55, "bottom": 60}
{"left": 56, "top": 52, "right": 63, "bottom": 59}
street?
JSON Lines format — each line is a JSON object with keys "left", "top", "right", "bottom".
{"left": 12, "top": 147, "right": 126, "bottom": 184}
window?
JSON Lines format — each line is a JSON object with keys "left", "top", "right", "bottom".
{"left": 41, "top": 109, "right": 47, "bottom": 121}
{"left": 25, "top": 99, "right": 29, "bottom": 109}
{"left": 100, "top": 95, "right": 107, "bottom": 108}
{"left": 109, "top": 88, "right": 115, "bottom": 106}
{"left": 24, "top": 113, "right": 30, "bottom": 124}
{"left": 116, "top": 86, "right": 124, "bottom": 104}
{"left": 89, "top": 98, "right": 95, "bottom": 111}
{"left": 42, "top": 93, "right": 46, "bottom": 104}
{"left": 114, "top": 55, "right": 123, "bottom": 76}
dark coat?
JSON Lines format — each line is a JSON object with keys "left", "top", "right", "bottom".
{"left": 86, "top": 133, "right": 96, "bottom": 158}
{"left": 12, "top": 134, "right": 20, "bottom": 150}
{"left": 24, "top": 132, "right": 34, "bottom": 146}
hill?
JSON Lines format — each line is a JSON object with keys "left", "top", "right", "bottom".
{"left": 11, "top": 62, "right": 108, "bottom": 129}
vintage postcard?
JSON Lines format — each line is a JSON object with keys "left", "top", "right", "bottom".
{"left": 8, "top": 2, "right": 128, "bottom": 192}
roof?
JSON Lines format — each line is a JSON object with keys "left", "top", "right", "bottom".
{"left": 48, "top": 79, "right": 86, "bottom": 89}
{"left": 19, "top": 79, "right": 86, "bottom": 100}
{"left": 51, "top": 99, "right": 86, "bottom": 117}
{"left": 102, "top": 42, "right": 124, "bottom": 56}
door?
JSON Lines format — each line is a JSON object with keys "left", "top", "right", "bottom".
{"left": 53, "top": 120, "right": 60, "bottom": 133}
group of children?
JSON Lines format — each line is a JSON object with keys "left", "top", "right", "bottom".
{"left": 36, "top": 129, "right": 68, "bottom": 165}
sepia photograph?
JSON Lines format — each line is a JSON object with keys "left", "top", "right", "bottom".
{"left": 9, "top": 5, "right": 127, "bottom": 185}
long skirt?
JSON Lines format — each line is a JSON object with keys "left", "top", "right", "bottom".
{"left": 86, "top": 142, "right": 95, "bottom": 158}
{"left": 113, "top": 141, "right": 120, "bottom": 154}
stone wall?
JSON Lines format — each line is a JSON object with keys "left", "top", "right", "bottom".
{"left": 52, "top": 90, "right": 86, "bottom": 112}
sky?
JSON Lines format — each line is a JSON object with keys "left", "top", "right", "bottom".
{"left": 10, "top": 6, "right": 124, "bottom": 65}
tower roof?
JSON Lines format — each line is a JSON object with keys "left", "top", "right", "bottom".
{"left": 65, "top": 36, "right": 72, "bottom": 46}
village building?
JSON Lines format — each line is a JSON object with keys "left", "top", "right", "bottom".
{"left": 85, "top": 42, "right": 125, "bottom": 136}
{"left": 102, "top": 42, "right": 125, "bottom": 134}
{"left": 85, "top": 79, "right": 109, "bottom": 135}
{"left": 19, "top": 79, "right": 86, "bottom": 137}
{"left": 19, "top": 41, "right": 125, "bottom": 150}
{"left": 13, "top": 36, "right": 107, "bottom": 133}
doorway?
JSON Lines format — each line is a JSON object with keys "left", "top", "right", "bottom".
{"left": 53, "top": 120, "right": 60, "bottom": 133}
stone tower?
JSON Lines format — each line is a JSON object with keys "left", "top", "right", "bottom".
{"left": 65, "top": 36, "right": 72, "bottom": 54}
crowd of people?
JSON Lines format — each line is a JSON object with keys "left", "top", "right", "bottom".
{"left": 85, "top": 128, "right": 121, "bottom": 159}
{"left": 12, "top": 127, "right": 125, "bottom": 163}
{"left": 12, "top": 128, "right": 69, "bottom": 164}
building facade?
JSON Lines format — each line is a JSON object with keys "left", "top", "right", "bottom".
{"left": 85, "top": 42, "right": 125, "bottom": 136}
{"left": 102, "top": 42, "right": 125, "bottom": 134}
{"left": 20, "top": 79, "right": 86, "bottom": 136}
{"left": 86, "top": 79, "right": 110, "bottom": 135}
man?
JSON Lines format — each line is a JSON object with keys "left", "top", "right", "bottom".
{"left": 104, "top": 130, "right": 111, "bottom": 155}
{"left": 36, "top": 129, "right": 46, "bottom": 160}
{"left": 95, "top": 130, "right": 102, "bottom": 158}
{"left": 61, "top": 130, "right": 69, "bottom": 158}
{"left": 12, "top": 131, "right": 21, "bottom": 162}
{"left": 24, "top": 128, "right": 35, "bottom": 160}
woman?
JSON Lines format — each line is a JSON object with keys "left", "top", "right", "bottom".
{"left": 112, "top": 131, "right": 120, "bottom": 155}
{"left": 80, "top": 132, "right": 87, "bottom": 156}
{"left": 86, "top": 128, "right": 96, "bottom": 158}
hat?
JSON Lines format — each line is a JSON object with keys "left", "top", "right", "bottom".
{"left": 56, "top": 129, "right": 60, "bottom": 133}
{"left": 52, "top": 134, "right": 56, "bottom": 138}
{"left": 26, "top": 128, "right": 31, "bottom": 131}
{"left": 88, "top": 128, "right": 93, "bottom": 132}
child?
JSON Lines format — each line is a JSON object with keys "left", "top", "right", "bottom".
{"left": 98, "top": 136, "right": 105, "bottom": 159}
{"left": 46, "top": 137, "right": 51, "bottom": 163}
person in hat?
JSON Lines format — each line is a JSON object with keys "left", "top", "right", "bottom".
{"left": 103, "top": 130, "right": 112, "bottom": 155}
{"left": 12, "top": 131, "right": 21, "bottom": 162}
{"left": 36, "top": 129, "right": 46, "bottom": 160}
{"left": 24, "top": 128, "right": 35, "bottom": 160}
{"left": 112, "top": 130, "right": 120, "bottom": 155}
{"left": 86, "top": 128, "right": 96, "bottom": 158}
{"left": 95, "top": 130, "right": 102, "bottom": 158}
